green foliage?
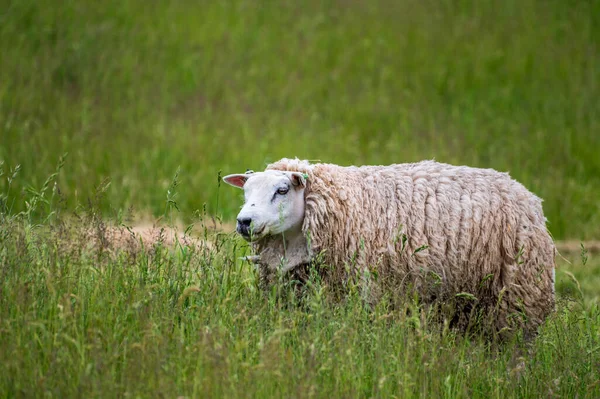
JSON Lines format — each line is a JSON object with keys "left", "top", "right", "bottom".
{"left": 0, "top": 165, "right": 597, "bottom": 398}
{"left": 0, "top": 212, "right": 599, "bottom": 398}
{"left": 1, "top": 0, "right": 599, "bottom": 239}
{"left": 1, "top": 1, "right": 599, "bottom": 395}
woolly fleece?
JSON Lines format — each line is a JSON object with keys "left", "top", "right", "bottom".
{"left": 261, "top": 158, "right": 556, "bottom": 335}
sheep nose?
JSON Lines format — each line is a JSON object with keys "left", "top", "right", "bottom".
{"left": 237, "top": 217, "right": 252, "bottom": 228}
{"left": 236, "top": 217, "right": 252, "bottom": 235}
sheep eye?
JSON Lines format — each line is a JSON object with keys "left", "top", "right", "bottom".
{"left": 276, "top": 187, "right": 289, "bottom": 195}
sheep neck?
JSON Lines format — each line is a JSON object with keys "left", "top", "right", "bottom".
{"left": 254, "top": 225, "right": 311, "bottom": 273}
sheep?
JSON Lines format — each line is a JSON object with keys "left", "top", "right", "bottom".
{"left": 223, "top": 158, "right": 556, "bottom": 337}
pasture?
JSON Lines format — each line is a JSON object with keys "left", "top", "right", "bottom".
{"left": 1, "top": 0, "right": 599, "bottom": 397}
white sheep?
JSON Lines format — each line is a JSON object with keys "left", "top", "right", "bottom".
{"left": 223, "top": 158, "right": 556, "bottom": 337}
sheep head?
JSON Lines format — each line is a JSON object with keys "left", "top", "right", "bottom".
{"left": 223, "top": 170, "right": 307, "bottom": 242}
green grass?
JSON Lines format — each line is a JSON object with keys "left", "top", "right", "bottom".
{"left": 1, "top": 0, "right": 599, "bottom": 239}
{"left": 1, "top": 0, "right": 600, "bottom": 397}
{"left": 0, "top": 208, "right": 599, "bottom": 398}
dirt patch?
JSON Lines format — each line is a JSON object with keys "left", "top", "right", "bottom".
{"left": 82, "top": 220, "right": 225, "bottom": 257}
{"left": 105, "top": 223, "right": 211, "bottom": 251}
{"left": 555, "top": 241, "right": 600, "bottom": 254}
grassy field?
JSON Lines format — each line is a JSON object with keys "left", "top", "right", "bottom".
{"left": 1, "top": 0, "right": 599, "bottom": 239}
{"left": 1, "top": 0, "right": 600, "bottom": 397}
{"left": 0, "top": 210, "right": 599, "bottom": 398}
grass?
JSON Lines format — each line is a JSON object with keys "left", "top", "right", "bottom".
{"left": 1, "top": 0, "right": 600, "bottom": 397}
{"left": 0, "top": 202, "right": 599, "bottom": 398}
{"left": 1, "top": 0, "right": 599, "bottom": 239}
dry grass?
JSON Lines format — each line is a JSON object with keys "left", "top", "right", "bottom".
{"left": 95, "top": 223, "right": 214, "bottom": 253}
{"left": 556, "top": 241, "right": 600, "bottom": 254}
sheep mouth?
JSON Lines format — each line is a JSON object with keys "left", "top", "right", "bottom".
{"left": 240, "top": 226, "right": 265, "bottom": 241}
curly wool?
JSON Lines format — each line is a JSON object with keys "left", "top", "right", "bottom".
{"left": 265, "top": 158, "right": 556, "bottom": 335}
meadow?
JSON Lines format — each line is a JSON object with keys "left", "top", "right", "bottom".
{"left": 1, "top": 0, "right": 599, "bottom": 397}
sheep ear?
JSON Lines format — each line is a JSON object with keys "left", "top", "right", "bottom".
{"left": 223, "top": 174, "right": 248, "bottom": 188}
{"left": 290, "top": 172, "right": 307, "bottom": 188}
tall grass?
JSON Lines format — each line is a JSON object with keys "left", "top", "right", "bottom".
{"left": 1, "top": 217, "right": 599, "bottom": 398}
{"left": 1, "top": 0, "right": 599, "bottom": 239}
{"left": 2, "top": 2, "right": 599, "bottom": 396}
{"left": 1, "top": 164, "right": 599, "bottom": 398}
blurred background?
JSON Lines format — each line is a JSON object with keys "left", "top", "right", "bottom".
{"left": 1, "top": 0, "right": 598, "bottom": 240}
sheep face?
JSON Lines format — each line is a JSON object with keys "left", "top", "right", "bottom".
{"left": 223, "top": 170, "right": 307, "bottom": 242}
